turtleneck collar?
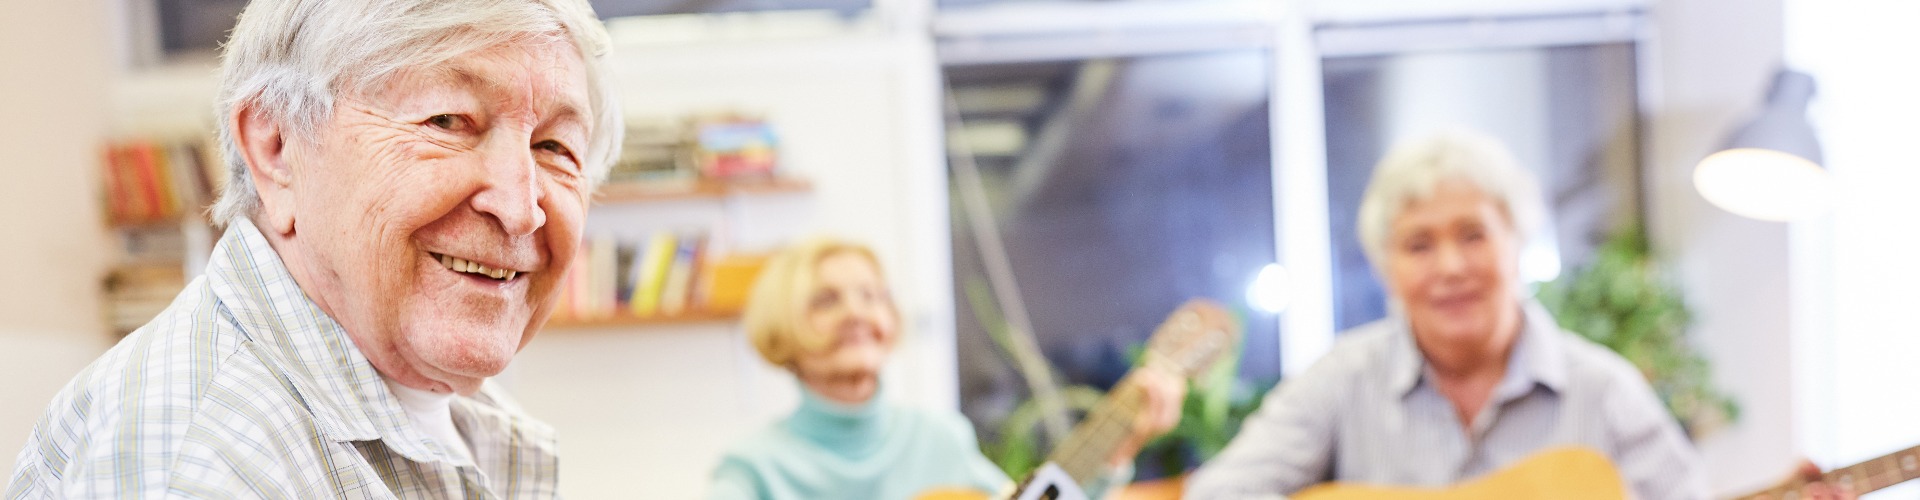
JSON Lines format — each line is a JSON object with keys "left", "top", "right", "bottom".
{"left": 786, "top": 381, "right": 894, "bottom": 457}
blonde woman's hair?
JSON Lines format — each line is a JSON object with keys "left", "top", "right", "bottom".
{"left": 742, "top": 237, "right": 899, "bottom": 369}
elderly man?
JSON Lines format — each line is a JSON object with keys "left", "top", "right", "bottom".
{"left": 1184, "top": 131, "right": 1855, "bottom": 500}
{"left": 7, "top": 0, "right": 620, "bottom": 497}
{"left": 1185, "top": 131, "right": 1702, "bottom": 499}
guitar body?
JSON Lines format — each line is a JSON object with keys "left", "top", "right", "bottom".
{"left": 915, "top": 488, "right": 991, "bottom": 500}
{"left": 1294, "top": 447, "right": 1625, "bottom": 500}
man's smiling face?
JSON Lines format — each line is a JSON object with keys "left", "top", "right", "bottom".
{"left": 272, "top": 37, "right": 594, "bottom": 394}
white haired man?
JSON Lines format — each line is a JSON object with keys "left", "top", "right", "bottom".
{"left": 7, "top": 0, "right": 620, "bottom": 497}
{"left": 1183, "top": 131, "right": 1857, "bottom": 500}
{"left": 1184, "top": 130, "right": 1707, "bottom": 499}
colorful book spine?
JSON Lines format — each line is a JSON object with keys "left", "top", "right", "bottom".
{"left": 658, "top": 235, "right": 702, "bottom": 316}
{"left": 630, "top": 231, "right": 678, "bottom": 317}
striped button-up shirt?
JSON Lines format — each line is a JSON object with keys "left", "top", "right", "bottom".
{"left": 1186, "top": 301, "right": 1707, "bottom": 500}
{"left": 6, "top": 219, "right": 558, "bottom": 499}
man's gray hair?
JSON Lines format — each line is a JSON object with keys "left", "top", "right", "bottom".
{"left": 208, "top": 0, "right": 623, "bottom": 225}
{"left": 1355, "top": 129, "right": 1547, "bottom": 268}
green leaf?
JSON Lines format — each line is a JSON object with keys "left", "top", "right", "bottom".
{"left": 1534, "top": 226, "right": 1739, "bottom": 439}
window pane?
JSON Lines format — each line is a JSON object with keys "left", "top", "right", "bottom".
{"left": 947, "top": 49, "right": 1278, "bottom": 456}
{"left": 156, "top": 0, "right": 247, "bottom": 55}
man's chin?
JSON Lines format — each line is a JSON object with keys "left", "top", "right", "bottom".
{"left": 1413, "top": 314, "right": 1492, "bottom": 341}
{"left": 403, "top": 322, "right": 526, "bottom": 381}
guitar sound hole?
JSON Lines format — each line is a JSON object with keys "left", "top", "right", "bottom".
{"left": 1043, "top": 485, "right": 1059, "bottom": 500}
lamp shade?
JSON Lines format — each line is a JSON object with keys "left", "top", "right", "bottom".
{"left": 1692, "top": 69, "right": 1833, "bottom": 221}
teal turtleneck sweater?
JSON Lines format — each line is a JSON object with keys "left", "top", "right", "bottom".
{"left": 707, "top": 385, "right": 1012, "bottom": 500}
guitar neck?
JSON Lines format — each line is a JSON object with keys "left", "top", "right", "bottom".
{"left": 1009, "top": 299, "right": 1238, "bottom": 495}
{"left": 1738, "top": 444, "right": 1920, "bottom": 499}
{"left": 1041, "top": 379, "right": 1147, "bottom": 486}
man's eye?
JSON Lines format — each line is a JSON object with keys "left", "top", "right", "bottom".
{"left": 535, "top": 140, "right": 579, "bottom": 168}
{"left": 535, "top": 140, "right": 572, "bottom": 156}
{"left": 425, "top": 114, "right": 468, "bottom": 131}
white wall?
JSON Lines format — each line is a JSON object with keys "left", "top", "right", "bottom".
{"left": 0, "top": 0, "right": 120, "bottom": 462}
{"left": 1782, "top": 1, "right": 1920, "bottom": 497}
{"left": 1643, "top": 0, "right": 1801, "bottom": 495}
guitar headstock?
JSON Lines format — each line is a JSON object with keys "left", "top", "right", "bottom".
{"left": 1141, "top": 299, "right": 1242, "bottom": 381}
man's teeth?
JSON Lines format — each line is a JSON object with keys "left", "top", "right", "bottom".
{"left": 437, "top": 254, "right": 517, "bottom": 281}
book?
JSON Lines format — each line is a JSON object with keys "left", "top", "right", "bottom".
{"left": 130, "top": 142, "right": 169, "bottom": 221}
{"left": 102, "top": 138, "right": 221, "bottom": 226}
{"left": 630, "top": 231, "right": 678, "bottom": 317}
{"left": 658, "top": 234, "right": 703, "bottom": 316}
{"left": 105, "top": 263, "right": 188, "bottom": 333}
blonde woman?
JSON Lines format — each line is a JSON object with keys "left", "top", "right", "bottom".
{"left": 707, "top": 237, "right": 1183, "bottom": 500}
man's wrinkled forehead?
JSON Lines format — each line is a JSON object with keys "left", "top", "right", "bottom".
{"left": 366, "top": 39, "right": 591, "bottom": 124}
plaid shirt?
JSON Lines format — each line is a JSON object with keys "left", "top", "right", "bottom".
{"left": 6, "top": 219, "right": 559, "bottom": 499}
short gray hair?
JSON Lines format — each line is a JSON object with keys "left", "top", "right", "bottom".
{"left": 209, "top": 0, "right": 624, "bottom": 225}
{"left": 1355, "top": 129, "right": 1547, "bottom": 268}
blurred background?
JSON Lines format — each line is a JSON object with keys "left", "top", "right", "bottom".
{"left": 3, "top": 0, "right": 1918, "bottom": 497}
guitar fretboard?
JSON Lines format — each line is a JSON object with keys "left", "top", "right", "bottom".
{"left": 1737, "top": 444, "right": 1920, "bottom": 499}
{"left": 1043, "top": 380, "right": 1147, "bottom": 487}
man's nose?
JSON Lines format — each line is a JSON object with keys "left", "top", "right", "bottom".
{"left": 469, "top": 136, "right": 547, "bottom": 236}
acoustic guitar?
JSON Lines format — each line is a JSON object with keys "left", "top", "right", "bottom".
{"left": 1280, "top": 442, "right": 1920, "bottom": 500}
{"left": 1731, "top": 443, "right": 1920, "bottom": 499}
{"left": 1292, "top": 447, "right": 1625, "bottom": 500}
{"left": 920, "top": 299, "right": 1243, "bottom": 500}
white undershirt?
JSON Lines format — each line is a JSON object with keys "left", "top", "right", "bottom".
{"left": 381, "top": 378, "right": 474, "bottom": 464}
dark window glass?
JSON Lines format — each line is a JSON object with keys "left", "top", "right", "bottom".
{"left": 947, "top": 49, "right": 1279, "bottom": 467}
{"left": 157, "top": 0, "right": 248, "bottom": 55}
{"left": 150, "top": 0, "right": 874, "bottom": 56}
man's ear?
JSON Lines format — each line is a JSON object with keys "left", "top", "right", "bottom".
{"left": 232, "top": 103, "right": 297, "bottom": 235}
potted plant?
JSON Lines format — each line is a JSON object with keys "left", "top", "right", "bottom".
{"left": 1535, "top": 229, "right": 1739, "bottom": 438}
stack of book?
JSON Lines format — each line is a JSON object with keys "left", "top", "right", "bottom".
{"left": 549, "top": 231, "right": 768, "bottom": 324}
{"left": 104, "top": 263, "right": 186, "bottom": 334}
{"left": 100, "top": 138, "right": 226, "bottom": 226}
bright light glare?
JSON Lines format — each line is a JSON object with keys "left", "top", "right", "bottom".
{"left": 1248, "top": 263, "right": 1290, "bottom": 314}
{"left": 1521, "top": 238, "right": 1562, "bottom": 285}
{"left": 1694, "top": 148, "right": 1835, "bottom": 221}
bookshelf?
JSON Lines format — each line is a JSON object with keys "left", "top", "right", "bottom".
{"left": 595, "top": 177, "right": 812, "bottom": 203}
{"left": 99, "top": 136, "right": 224, "bottom": 336}
{"left": 542, "top": 309, "right": 742, "bottom": 330}
{"left": 541, "top": 177, "right": 809, "bottom": 331}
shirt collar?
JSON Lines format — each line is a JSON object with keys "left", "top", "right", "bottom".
{"left": 202, "top": 219, "right": 483, "bottom": 464}
{"left": 1389, "top": 299, "right": 1569, "bottom": 398}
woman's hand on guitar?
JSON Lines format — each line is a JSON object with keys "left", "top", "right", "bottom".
{"left": 1109, "top": 367, "right": 1187, "bottom": 468}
